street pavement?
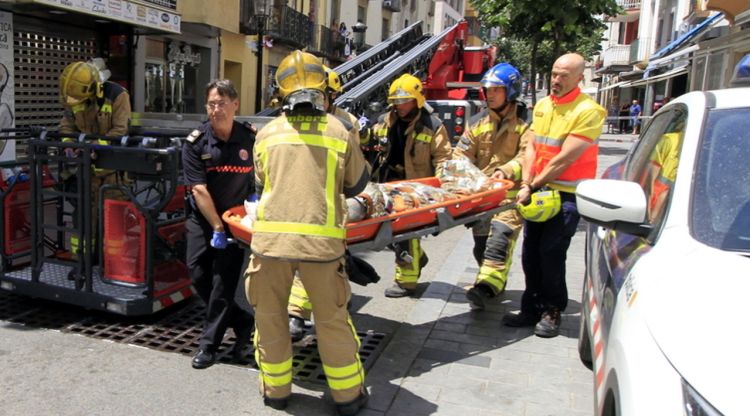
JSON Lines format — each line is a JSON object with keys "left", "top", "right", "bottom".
{"left": 0, "top": 134, "right": 636, "bottom": 416}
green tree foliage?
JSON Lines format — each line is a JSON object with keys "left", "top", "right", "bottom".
{"left": 471, "top": 0, "right": 620, "bottom": 103}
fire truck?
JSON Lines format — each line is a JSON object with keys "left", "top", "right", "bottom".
{"left": 0, "top": 20, "right": 497, "bottom": 316}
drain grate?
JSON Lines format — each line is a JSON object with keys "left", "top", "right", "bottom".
{"left": 0, "top": 291, "right": 389, "bottom": 383}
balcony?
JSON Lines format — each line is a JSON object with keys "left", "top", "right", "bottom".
{"left": 308, "top": 24, "right": 347, "bottom": 62}
{"left": 596, "top": 44, "right": 633, "bottom": 73}
{"left": 239, "top": 3, "right": 312, "bottom": 49}
{"left": 608, "top": 0, "right": 641, "bottom": 22}
{"left": 383, "top": 0, "right": 401, "bottom": 12}
{"left": 629, "top": 37, "right": 653, "bottom": 63}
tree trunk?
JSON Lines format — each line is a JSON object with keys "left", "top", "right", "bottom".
{"left": 530, "top": 39, "right": 539, "bottom": 107}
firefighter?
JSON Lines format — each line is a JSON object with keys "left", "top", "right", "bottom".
{"left": 286, "top": 66, "right": 365, "bottom": 341}
{"left": 58, "top": 60, "right": 131, "bottom": 269}
{"left": 371, "top": 73, "right": 452, "bottom": 298}
{"left": 455, "top": 63, "right": 534, "bottom": 310}
{"left": 182, "top": 79, "right": 256, "bottom": 369}
{"left": 245, "top": 50, "right": 370, "bottom": 414}
{"left": 505, "top": 53, "right": 605, "bottom": 338}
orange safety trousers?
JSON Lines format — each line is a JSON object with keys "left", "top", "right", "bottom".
{"left": 245, "top": 255, "right": 365, "bottom": 403}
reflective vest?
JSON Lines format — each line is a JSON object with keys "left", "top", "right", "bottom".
{"left": 644, "top": 132, "right": 681, "bottom": 221}
{"left": 251, "top": 111, "right": 369, "bottom": 262}
{"left": 531, "top": 89, "right": 605, "bottom": 193}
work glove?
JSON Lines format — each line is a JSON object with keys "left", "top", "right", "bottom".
{"left": 210, "top": 231, "right": 228, "bottom": 249}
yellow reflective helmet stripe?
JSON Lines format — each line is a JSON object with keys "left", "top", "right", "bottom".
{"left": 252, "top": 221, "right": 346, "bottom": 238}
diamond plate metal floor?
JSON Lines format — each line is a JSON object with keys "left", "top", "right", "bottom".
{"left": 0, "top": 290, "right": 388, "bottom": 383}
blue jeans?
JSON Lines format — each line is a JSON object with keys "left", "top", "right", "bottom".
{"left": 520, "top": 192, "right": 580, "bottom": 315}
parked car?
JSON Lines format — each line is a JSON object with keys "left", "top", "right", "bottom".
{"left": 576, "top": 87, "right": 750, "bottom": 416}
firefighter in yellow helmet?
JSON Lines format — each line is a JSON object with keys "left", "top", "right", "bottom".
{"left": 455, "top": 62, "right": 535, "bottom": 310}
{"left": 371, "top": 73, "right": 452, "bottom": 298}
{"left": 285, "top": 65, "right": 365, "bottom": 342}
{"left": 58, "top": 60, "right": 131, "bottom": 276}
{"left": 245, "top": 50, "right": 370, "bottom": 414}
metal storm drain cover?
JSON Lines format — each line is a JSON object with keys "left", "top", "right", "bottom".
{"left": 0, "top": 292, "right": 388, "bottom": 384}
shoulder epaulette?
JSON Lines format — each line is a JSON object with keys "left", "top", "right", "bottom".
{"left": 186, "top": 129, "right": 203, "bottom": 143}
{"left": 242, "top": 121, "right": 257, "bottom": 134}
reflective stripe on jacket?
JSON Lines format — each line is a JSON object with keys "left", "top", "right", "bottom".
{"left": 251, "top": 111, "right": 370, "bottom": 261}
{"left": 371, "top": 108, "right": 452, "bottom": 180}
{"left": 530, "top": 90, "right": 605, "bottom": 193}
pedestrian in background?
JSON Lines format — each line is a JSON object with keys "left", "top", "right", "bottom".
{"left": 245, "top": 50, "right": 370, "bottom": 414}
{"left": 629, "top": 99, "right": 642, "bottom": 134}
{"left": 456, "top": 62, "right": 532, "bottom": 310}
{"left": 371, "top": 73, "right": 452, "bottom": 298}
{"left": 504, "top": 53, "right": 605, "bottom": 338}
{"left": 182, "top": 79, "right": 256, "bottom": 369}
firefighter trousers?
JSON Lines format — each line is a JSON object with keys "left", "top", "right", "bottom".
{"left": 245, "top": 255, "right": 365, "bottom": 403}
{"left": 470, "top": 208, "right": 524, "bottom": 295}
{"left": 288, "top": 274, "right": 312, "bottom": 320}
{"left": 393, "top": 239, "right": 426, "bottom": 289}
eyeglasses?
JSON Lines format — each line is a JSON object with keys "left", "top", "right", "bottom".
{"left": 206, "top": 100, "right": 229, "bottom": 110}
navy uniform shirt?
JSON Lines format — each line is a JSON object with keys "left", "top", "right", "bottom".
{"left": 182, "top": 120, "right": 256, "bottom": 216}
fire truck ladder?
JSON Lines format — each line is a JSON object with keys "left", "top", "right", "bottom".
{"left": 334, "top": 22, "right": 459, "bottom": 118}
{"left": 254, "top": 21, "right": 427, "bottom": 117}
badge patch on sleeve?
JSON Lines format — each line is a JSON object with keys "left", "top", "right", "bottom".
{"left": 239, "top": 149, "right": 249, "bottom": 161}
{"left": 201, "top": 153, "right": 212, "bottom": 160}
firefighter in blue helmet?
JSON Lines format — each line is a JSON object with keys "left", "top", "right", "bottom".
{"left": 453, "top": 63, "right": 534, "bottom": 310}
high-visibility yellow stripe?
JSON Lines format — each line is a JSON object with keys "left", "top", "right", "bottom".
{"left": 71, "top": 103, "right": 86, "bottom": 113}
{"left": 257, "top": 150, "right": 271, "bottom": 220}
{"left": 534, "top": 135, "right": 564, "bottom": 147}
{"left": 262, "top": 371, "right": 293, "bottom": 387}
{"left": 325, "top": 368, "right": 365, "bottom": 391}
{"left": 323, "top": 362, "right": 362, "bottom": 379}
{"left": 253, "top": 220, "right": 345, "bottom": 239}
{"left": 472, "top": 123, "right": 493, "bottom": 136}
{"left": 100, "top": 103, "right": 112, "bottom": 113}
{"left": 289, "top": 285, "right": 312, "bottom": 311}
{"left": 375, "top": 128, "right": 388, "bottom": 137}
{"left": 415, "top": 133, "right": 432, "bottom": 143}
{"left": 395, "top": 239, "right": 421, "bottom": 283}
{"left": 256, "top": 134, "right": 347, "bottom": 154}
{"left": 509, "top": 161, "right": 522, "bottom": 180}
{"left": 259, "top": 356, "right": 293, "bottom": 374}
{"left": 325, "top": 149, "right": 337, "bottom": 228}
{"left": 300, "top": 122, "right": 311, "bottom": 131}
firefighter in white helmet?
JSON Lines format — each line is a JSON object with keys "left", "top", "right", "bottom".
{"left": 371, "top": 73, "right": 452, "bottom": 298}
{"left": 245, "top": 50, "right": 370, "bottom": 414}
{"left": 455, "top": 62, "right": 534, "bottom": 310}
{"left": 58, "top": 60, "right": 131, "bottom": 274}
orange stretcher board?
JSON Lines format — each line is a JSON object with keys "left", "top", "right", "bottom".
{"left": 223, "top": 177, "right": 514, "bottom": 252}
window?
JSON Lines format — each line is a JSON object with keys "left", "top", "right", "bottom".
{"left": 625, "top": 106, "right": 687, "bottom": 230}
{"left": 692, "top": 108, "right": 750, "bottom": 252}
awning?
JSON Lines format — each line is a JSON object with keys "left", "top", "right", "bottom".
{"left": 599, "top": 81, "right": 630, "bottom": 91}
{"left": 650, "top": 13, "right": 724, "bottom": 60}
{"left": 703, "top": 0, "right": 750, "bottom": 24}
{"left": 628, "top": 65, "right": 689, "bottom": 87}
{"left": 32, "top": 0, "right": 181, "bottom": 34}
{"left": 646, "top": 44, "right": 699, "bottom": 72}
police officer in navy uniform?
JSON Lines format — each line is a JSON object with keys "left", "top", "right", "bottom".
{"left": 182, "top": 79, "right": 255, "bottom": 369}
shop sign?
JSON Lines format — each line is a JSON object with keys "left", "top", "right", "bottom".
{"left": 34, "top": 0, "right": 181, "bottom": 34}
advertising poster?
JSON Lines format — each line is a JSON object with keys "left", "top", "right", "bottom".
{"left": 0, "top": 11, "right": 14, "bottom": 163}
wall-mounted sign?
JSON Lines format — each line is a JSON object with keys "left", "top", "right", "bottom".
{"left": 0, "top": 11, "right": 15, "bottom": 162}
{"left": 135, "top": 0, "right": 177, "bottom": 11}
{"left": 34, "top": 0, "right": 181, "bottom": 34}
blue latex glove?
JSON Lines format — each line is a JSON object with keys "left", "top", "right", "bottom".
{"left": 210, "top": 231, "right": 228, "bottom": 249}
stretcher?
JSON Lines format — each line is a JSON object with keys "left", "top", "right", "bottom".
{"left": 224, "top": 177, "right": 514, "bottom": 253}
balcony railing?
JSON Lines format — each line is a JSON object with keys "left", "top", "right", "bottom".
{"left": 602, "top": 44, "right": 631, "bottom": 67}
{"left": 629, "top": 37, "right": 653, "bottom": 63}
{"left": 616, "top": 0, "right": 641, "bottom": 10}
{"left": 308, "top": 24, "right": 346, "bottom": 61}
{"left": 267, "top": 5, "right": 312, "bottom": 49}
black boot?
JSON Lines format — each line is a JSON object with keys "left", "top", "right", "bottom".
{"left": 289, "top": 315, "right": 306, "bottom": 342}
{"left": 336, "top": 389, "right": 369, "bottom": 416}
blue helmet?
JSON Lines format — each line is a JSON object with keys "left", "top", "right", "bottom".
{"left": 480, "top": 63, "right": 522, "bottom": 102}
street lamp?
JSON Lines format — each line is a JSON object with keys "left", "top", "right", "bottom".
{"left": 352, "top": 20, "right": 368, "bottom": 52}
{"left": 252, "top": 0, "right": 270, "bottom": 112}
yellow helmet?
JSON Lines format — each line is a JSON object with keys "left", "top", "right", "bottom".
{"left": 60, "top": 61, "right": 101, "bottom": 105}
{"left": 388, "top": 74, "right": 425, "bottom": 108}
{"left": 517, "top": 189, "right": 561, "bottom": 222}
{"left": 276, "top": 50, "right": 327, "bottom": 98}
{"left": 324, "top": 65, "right": 343, "bottom": 93}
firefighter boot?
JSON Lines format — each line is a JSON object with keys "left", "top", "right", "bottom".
{"left": 336, "top": 389, "right": 370, "bottom": 416}
{"left": 288, "top": 315, "right": 306, "bottom": 342}
{"left": 191, "top": 348, "right": 217, "bottom": 369}
{"left": 465, "top": 283, "right": 494, "bottom": 311}
{"left": 385, "top": 243, "right": 428, "bottom": 298}
{"left": 263, "top": 396, "right": 289, "bottom": 410}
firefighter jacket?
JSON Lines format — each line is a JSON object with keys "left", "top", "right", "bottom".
{"left": 453, "top": 103, "right": 532, "bottom": 185}
{"left": 530, "top": 87, "right": 605, "bottom": 193}
{"left": 371, "top": 108, "right": 452, "bottom": 181}
{"left": 251, "top": 110, "right": 370, "bottom": 262}
{"left": 59, "top": 82, "right": 131, "bottom": 138}
{"left": 331, "top": 105, "right": 361, "bottom": 145}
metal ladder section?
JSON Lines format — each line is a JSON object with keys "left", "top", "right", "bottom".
{"left": 334, "top": 23, "right": 459, "bottom": 118}
{"left": 254, "top": 21, "right": 427, "bottom": 117}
